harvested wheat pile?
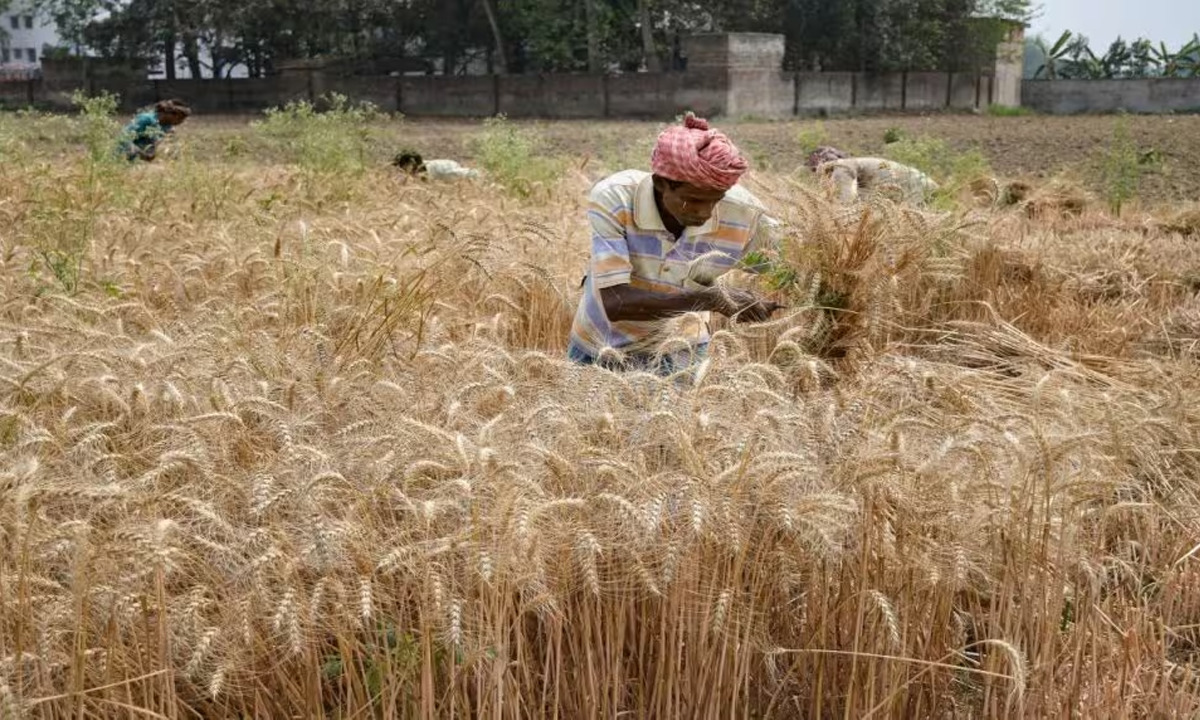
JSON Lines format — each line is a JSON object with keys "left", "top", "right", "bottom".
{"left": 1158, "top": 205, "right": 1200, "bottom": 238}
{"left": 1020, "top": 178, "right": 1093, "bottom": 219}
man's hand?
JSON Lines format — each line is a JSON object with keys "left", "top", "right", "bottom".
{"left": 704, "top": 287, "right": 782, "bottom": 323}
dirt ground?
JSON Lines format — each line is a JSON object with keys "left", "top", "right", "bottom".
{"left": 185, "top": 112, "right": 1200, "bottom": 205}
{"left": 375, "top": 113, "right": 1200, "bottom": 206}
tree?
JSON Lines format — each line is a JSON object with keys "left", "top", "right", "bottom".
{"left": 1033, "top": 30, "right": 1073, "bottom": 79}
{"left": 479, "top": 0, "right": 508, "bottom": 73}
{"left": 636, "top": 0, "right": 660, "bottom": 71}
{"left": 27, "top": 0, "right": 1044, "bottom": 79}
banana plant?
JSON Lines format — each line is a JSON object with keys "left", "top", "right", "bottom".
{"left": 1099, "top": 38, "right": 1131, "bottom": 78}
{"left": 1127, "top": 38, "right": 1157, "bottom": 77}
{"left": 1033, "top": 29, "right": 1073, "bottom": 79}
{"left": 1176, "top": 35, "right": 1200, "bottom": 77}
{"left": 1150, "top": 36, "right": 1200, "bottom": 77}
{"left": 1062, "top": 35, "right": 1102, "bottom": 79}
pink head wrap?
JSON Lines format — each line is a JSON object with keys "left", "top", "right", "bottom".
{"left": 650, "top": 112, "right": 748, "bottom": 191}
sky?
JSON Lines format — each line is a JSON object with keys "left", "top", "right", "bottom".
{"left": 1030, "top": 0, "right": 1200, "bottom": 50}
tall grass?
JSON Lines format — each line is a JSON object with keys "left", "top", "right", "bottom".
{"left": 0, "top": 116, "right": 1198, "bottom": 719}
{"left": 471, "top": 115, "right": 564, "bottom": 197}
{"left": 252, "top": 92, "right": 383, "bottom": 174}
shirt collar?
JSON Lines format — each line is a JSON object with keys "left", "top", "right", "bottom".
{"left": 632, "top": 174, "right": 719, "bottom": 236}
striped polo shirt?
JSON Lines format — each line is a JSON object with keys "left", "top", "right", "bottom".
{"left": 570, "top": 170, "right": 777, "bottom": 356}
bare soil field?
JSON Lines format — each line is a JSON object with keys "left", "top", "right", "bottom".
{"left": 381, "top": 113, "right": 1200, "bottom": 205}
{"left": 1, "top": 108, "right": 1199, "bottom": 718}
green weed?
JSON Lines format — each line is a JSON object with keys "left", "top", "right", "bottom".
{"left": 796, "top": 122, "right": 830, "bottom": 154}
{"left": 253, "top": 92, "right": 383, "bottom": 173}
{"left": 471, "top": 115, "right": 563, "bottom": 198}
{"left": 24, "top": 91, "right": 127, "bottom": 294}
{"left": 882, "top": 135, "right": 991, "bottom": 208}
{"left": 1100, "top": 113, "right": 1140, "bottom": 216}
{"left": 74, "top": 90, "right": 123, "bottom": 165}
{"left": 986, "top": 105, "right": 1034, "bottom": 117}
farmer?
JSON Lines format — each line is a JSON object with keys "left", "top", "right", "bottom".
{"left": 806, "top": 146, "right": 938, "bottom": 205}
{"left": 118, "top": 99, "right": 191, "bottom": 162}
{"left": 568, "top": 112, "right": 783, "bottom": 375}
{"left": 392, "top": 150, "right": 480, "bottom": 180}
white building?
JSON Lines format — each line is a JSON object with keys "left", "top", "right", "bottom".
{"left": 0, "top": 1, "right": 60, "bottom": 70}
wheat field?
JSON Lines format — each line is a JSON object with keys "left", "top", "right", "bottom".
{"left": 1, "top": 109, "right": 1199, "bottom": 719}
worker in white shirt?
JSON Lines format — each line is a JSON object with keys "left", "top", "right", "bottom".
{"left": 393, "top": 150, "right": 480, "bottom": 181}
{"left": 806, "top": 146, "right": 938, "bottom": 205}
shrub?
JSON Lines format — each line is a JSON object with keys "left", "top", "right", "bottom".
{"left": 22, "top": 91, "right": 126, "bottom": 293}
{"left": 73, "top": 89, "right": 122, "bottom": 166}
{"left": 253, "top": 92, "right": 382, "bottom": 173}
{"left": 882, "top": 134, "right": 991, "bottom": 207}
{"left": 796, "top": 121, "right": 830, "bottom": 154}
{"left": 471, "top": 115, "right": 563, "bottom": 197}
{"left": 883, "top": 127, "right": 905, "bottom": 144}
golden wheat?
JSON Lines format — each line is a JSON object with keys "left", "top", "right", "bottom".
{"left": 0, "top": 118, "right": 1198, "bottom": 719}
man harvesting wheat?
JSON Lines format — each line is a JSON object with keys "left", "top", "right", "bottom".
{"left": 117, "top": 100, "right": 191, "bottom": 163}
{"left": 806, "top": 146, "right": 938, "bottom": 205}
{"left": 568, "top": 112, "right": 783, "bottom": 375}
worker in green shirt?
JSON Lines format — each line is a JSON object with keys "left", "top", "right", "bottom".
{"left": 118, "top": 99, "right": 192, "bottom": 162}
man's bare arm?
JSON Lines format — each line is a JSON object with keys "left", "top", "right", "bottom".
{"left": 600, "top": 285, "right": 714, "bottom": 322}
{"left": 600, "top": 285, "right": 780, "bottom": 323}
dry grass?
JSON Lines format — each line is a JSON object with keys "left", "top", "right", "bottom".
{"left": 1, "top": 116, "right": 1199, "bottom": 719}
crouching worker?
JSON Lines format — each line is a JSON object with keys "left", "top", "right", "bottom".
{"left": 807, "top": 146, "right": 938, "bottom": 205}
{"left": 118, "top": 99, "right": 191, "bottom": 162}
{"left": 568, "top": 113, "right": 783, "bottom": 376}
{"left": 393, "top": 150, "right": 480, "bottom": 180}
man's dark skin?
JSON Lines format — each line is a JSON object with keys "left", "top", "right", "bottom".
{"left": 600, "top": 176, "right": 782, "bottom": 323}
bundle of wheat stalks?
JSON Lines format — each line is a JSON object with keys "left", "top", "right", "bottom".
{"left": 1, "top": 148, "right": 1199, "bottom": 719}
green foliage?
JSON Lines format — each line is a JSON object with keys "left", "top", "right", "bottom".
{"left": 322, "top": 624, "right": 422, "bottom": 706}
{"left": 1100, "top": 113, "right": 1141, "bottom": 216}
{"left": 780, "top": 0, "right": 1034, "bottom": 72}
{"left": 986, "top": 104, "right": 1033, "bottom": 117}
{"left": 883, "top": 135, "right": 990, "bottom": 207}
{"left": 72, "top": 89, "right": 122, "bottom": 165}
{"left": 252, "top": 93, "right": 382, "bottom": 174}
{"left": 1034, "top": 31, "right": 1200, "bottom": 79}
{"left": 796, "top": 122, "right": 830, "bottom": 154}
{"left": 740, "top": 249, "right": 798, "bottom": 292}
{"left": 20, "top": 91, "right": 127, "bottom": 294}
{"left": 882, "top": 127, "right": 905, "bottom": 144}
{"left": 31, "top": 0, "right": 1039, "bottom": 79}
{"left": 471, "top": 115, "right": 563, "bottom": 198}
{"left": 883, "top": 135, "right": 989, "bottom": 184}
